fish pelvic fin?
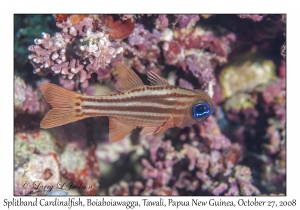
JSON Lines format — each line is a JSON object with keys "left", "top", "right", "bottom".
{"left": 149, "top": 115, "right": 175, "bottom": 148}
{"left": 40, "top": 83, "right": 85, "bottom": 129}
{"left": 149, "top": 132, "right": 163, "bottom": 148}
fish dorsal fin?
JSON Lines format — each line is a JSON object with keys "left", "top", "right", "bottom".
{"left": 147, "top": 71, "right": 169, "bottom": 86}
{"left": 114, "top": 62, "right": 144, "bottom": 92}
{"left": 109, "top": 118, "right": 136, "bottom": 143}
{"left": 140, "top": 127, "right": 159, "bottom": 136}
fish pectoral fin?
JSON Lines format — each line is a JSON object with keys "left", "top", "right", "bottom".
{"left": 140, "top": 127, "right": 159, "bottom": 136}
{"left": 109, "top": 117, "right": 136, "bottom": 143}
{"left": 147, "top": 70, "right": 169, "bottom": 86}
{"left": 114, "top": 62, "right": 144, "bottom": 92}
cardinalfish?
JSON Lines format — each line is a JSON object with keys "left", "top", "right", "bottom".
{"left": 40, "top": 62, "right": 216, "bottom": 146}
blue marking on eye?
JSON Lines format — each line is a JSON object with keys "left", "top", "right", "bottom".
{"left": 192, "top": 102, "right": 211, "bottom": 118}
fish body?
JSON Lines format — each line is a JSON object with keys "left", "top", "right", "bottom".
{"left": 40, "top": 62, "right": 216, "bottom": 146}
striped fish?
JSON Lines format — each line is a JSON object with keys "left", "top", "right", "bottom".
{"left": 40, "top": 62, "right": 216, "bottom": 146}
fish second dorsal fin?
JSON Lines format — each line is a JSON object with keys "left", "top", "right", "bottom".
{"left": 147, "top": 71, "right": 169, "bottom": 86}
{"left": 109, "top": 117, "right": 136, "bottom": 143}
{"left": 114, "top": 62, "right": 144, "bottom": 92}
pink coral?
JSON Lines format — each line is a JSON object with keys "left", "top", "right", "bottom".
{"left": 197, "top": 117, "right": 232, "bottom": 150}
{"left": 155, "top": 15, "right": 169, "bottom": 30}
{"left": 261, "top": 79, "right": 286, "bottom": 124}
{"left": 122, "top": 23, "right": 162, "bottom": 74}
{"left": 184, "top": 53, "right": 216, "bottom": 91}
{"left": 233, "top": 165, "right": 260, "bottom": 195}
{"left": 162, "top": 26, "right": 235, "bottom": 91}
{"left": 175, "top": 15, "right": 200, "bottom": 28}
{"left": 178, "top": 78, "right": 194, "bottom": 90}
{"left": 142, "top": 140, "right": 179, "bottom": 185}
{"left": 238, "top": 14, "right": 266, "bottom": 22}
{"left": 107, "top": 115, "right": 257, "bottom": 196}
{"left": 14, "top": 76, "right": 26, "bottom": 110}
{"left": 109, "top": 181, "right": 144, "bottom": 196}
{"left": 195, "top": 149, "right": 259, "bottom": 196}
{"left": 28, "top": 17, "right": 123, "bottom": 83}
{"left": 22, "top": 85, "right": 40, "bottom": 114}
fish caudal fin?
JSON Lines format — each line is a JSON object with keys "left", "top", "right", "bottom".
{"left": 40, "top": 83, "right": 84, "bottom": 129}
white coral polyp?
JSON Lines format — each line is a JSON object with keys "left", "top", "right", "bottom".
{"left": 77, "top": 30, "right": 123, "bottom": 69}
{"left": 53, "top": 33, "right": 68, "bottom": 49}
{"left": 86, "top": 40, "right": 99, "bottom": 53}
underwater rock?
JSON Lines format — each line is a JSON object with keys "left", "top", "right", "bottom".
{"left": 14, "top": 130, "right": 61, "bottom": 195}
{"left": 223, "top": 92, "right": 259, "bottom": 125}
{"left": 219, "top": 53, "right": 276, "bottom": 99}
{"left": 14, "top": 76, "right": 26, "bottom": 110}
{"left": 60, "top": 146, "right": 100, "bottom": 195}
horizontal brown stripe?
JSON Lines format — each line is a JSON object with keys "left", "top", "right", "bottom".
{"left": 82, "top": 105, "right": 184, "bottom": 114}
{"left": 121, "top": 117, "right": 167, "bottom": 124}
{"left": 127, "top": 85, "right": 177, "bottom": 93}
{"left": 82, "top": 93, "right": 195, "bottom": 103}
{"left": 75, "top": 111, "right": 168, "bottom": 120}
{"left": 82, "top": 96, "right": 189, "bottom": 107}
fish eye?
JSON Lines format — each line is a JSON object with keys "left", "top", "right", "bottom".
{"left": 192, "top": 102, "right": 210, "bottom": 118}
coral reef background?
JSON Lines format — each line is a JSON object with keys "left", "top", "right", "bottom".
{"left": 14, "top": 14, "right": 286, "bottom": 196}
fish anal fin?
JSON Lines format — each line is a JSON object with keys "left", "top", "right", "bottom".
{"left": 114, "top": 62, "right": 144, "bottom": 92}
{"left": 109, "top": 118, "right": 136, "bottom": 143}
{"left": 147, "top": 70, "right": 169, "bottom": 86}
{"left": 40, "top": 83, "right": 85, "bottom": 128}
{"left": 140, "top": 127, "right": 159, "bottom": 136}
